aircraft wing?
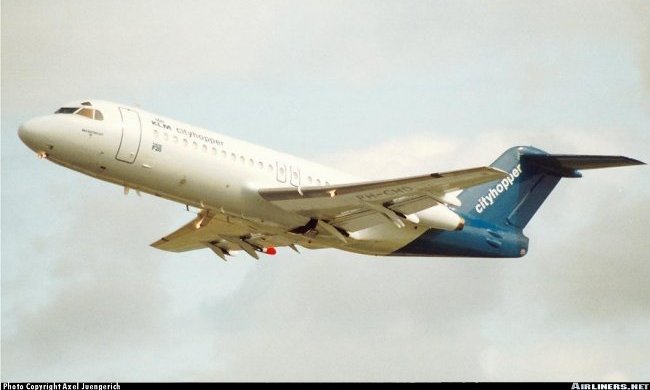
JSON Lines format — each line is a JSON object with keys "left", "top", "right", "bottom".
{"left": 258, "top": 166, "right": 507, "bottom": 233}
{"left": 152, "top": 167, "right": 506, "bottom": 259}
{"left": 151, "top": 210, "right": 308, "bottom": 260}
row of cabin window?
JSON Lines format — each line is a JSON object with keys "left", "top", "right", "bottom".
{"left": 153, "top": 129, "right": 329, "bottom": 186}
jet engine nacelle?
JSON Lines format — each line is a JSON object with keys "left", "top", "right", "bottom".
{"left": 411, "top": 205, "right": 465, "bottom": 231}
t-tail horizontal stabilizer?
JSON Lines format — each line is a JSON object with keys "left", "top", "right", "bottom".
{"left": 521, "top": 154, "right": 645, "bottom": 178}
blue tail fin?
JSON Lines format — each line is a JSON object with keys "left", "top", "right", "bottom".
{"left": 393, "top": 146, "right": 642, "bottom": 258}
{"left": 458, "top": 146, "right": 643, "bottom": 229}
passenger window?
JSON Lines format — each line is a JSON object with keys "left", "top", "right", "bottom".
{"left": 239, "top": 156, "right": 245, "bottom": 165}
{"left": 77, "top": 108, "right": 94, "bottom": 119}
{"left": 94, "top": 110, "right": 104, "bottom": 120}
{"left": 258, "top": 161, "right": 263, "bottom": 169}
{"left": 267, "top": 164, "right": 274, "bottom": 172}
{"left": 248, "top": 158, "right": 254, "bottom": 167}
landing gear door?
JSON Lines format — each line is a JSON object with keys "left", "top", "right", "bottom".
{"left": 116, "top": 107, "right": 142, "bottom": 163}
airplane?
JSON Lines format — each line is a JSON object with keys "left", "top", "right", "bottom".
{"left": 18, "top": 100, "right": 644, "bottom": 260}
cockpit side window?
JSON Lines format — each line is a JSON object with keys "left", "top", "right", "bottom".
{"left": 55, "top": 107, "right": 80, "bottom": 114}
{"left": 94, "top": 110, "right": 104, "bottom": 121}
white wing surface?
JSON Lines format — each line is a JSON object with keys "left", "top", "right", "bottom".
{"left": 152, "top": 167, "right": 506, "bottom": 258}
{"left": 151, "top": 211, "right": 305, "bottom": 260}
{"left": 259, "top": 166, "right": 507, "bottom": 233}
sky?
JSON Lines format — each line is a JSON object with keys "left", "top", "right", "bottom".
{"left": 2, "top": 0, "right": 650, "bottom": 382}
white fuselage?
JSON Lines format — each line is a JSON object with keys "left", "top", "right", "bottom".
{"left": 18, "top": 100, "right": 425, "bottom": 255}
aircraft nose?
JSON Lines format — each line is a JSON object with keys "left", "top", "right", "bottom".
{"left": 17, "top": 122, "right": 32, "bottom": 144}
{"left": 18, "top": 117, "right": 53, "bottom": 153}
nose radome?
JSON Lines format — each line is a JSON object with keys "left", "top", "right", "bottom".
{"left": 18, "top": 117, "right": 53, "bottom": 152}
{"left": 18, "top": 122, "right": 30, "bottom": 143}
{"left": 18, "top": 119, "right": 37, "bottom": 147}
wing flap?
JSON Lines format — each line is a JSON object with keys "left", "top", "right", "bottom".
{"left": 331, "top": 208, "right": 387, "bottom": 232}
{"left": 388, "top": 194, "right": 440, "bottom": 216}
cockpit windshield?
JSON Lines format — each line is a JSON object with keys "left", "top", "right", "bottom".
{"left": 76, "top": 108, "right": 94, "bottom": 119}
{"left": 54, "top": 106, "right": 104, "bottom": 120}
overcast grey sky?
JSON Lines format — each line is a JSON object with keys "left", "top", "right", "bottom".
{"left": 2, "top": 0, "right": 649, "bottom": 381}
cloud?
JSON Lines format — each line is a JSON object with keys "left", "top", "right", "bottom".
{"left": 187, "top": 252, "right": 503, "bottom": 381}
{"left": 629, "top": 1, "right": 650, "bottom": 105}
{"left": 4, "top": 1, "right": 647, "bottom": 111}
{"left": 322, "top": 126, "right": 649, "bottom": 178}
{"left": 1, "top": 181, "right": 172, "bottom": 379}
